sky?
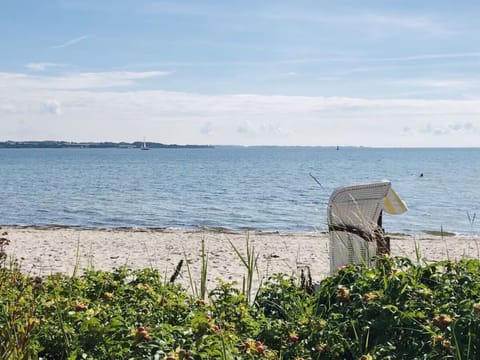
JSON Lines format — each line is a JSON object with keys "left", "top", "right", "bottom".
{"left": 1, "top": 0, "right": 480, "bottom": 146}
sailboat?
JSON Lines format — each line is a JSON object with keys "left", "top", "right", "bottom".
{"left": 141, "top": 138, "right": 150, "bottom": 150}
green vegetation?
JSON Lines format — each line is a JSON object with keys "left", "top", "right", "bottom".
{"left": 1, "top": 237, "right": 480, "bottom": 359}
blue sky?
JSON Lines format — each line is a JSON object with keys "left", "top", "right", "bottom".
{"left": 1, "top": 0, "right": 480, "bottom": 146}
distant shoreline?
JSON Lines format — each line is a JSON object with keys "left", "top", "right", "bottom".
{"left": 2, "top": 142, "right": 480, "bottom": 149}
{"left": 0, "top": 140, "right": 213, "bottom": 149}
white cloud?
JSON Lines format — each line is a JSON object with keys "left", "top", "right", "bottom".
{"left": 402, "top": 127, "right": 412, "bottom": 134}
{"left": 378, "top": 52, "right": 480, "bottom": 62}
{"left": 1, "top": 70, "right": 480, "bottom": 146}
{"left": 362, "top": 13, "right": 443, "bottom": 32}
{"left": 25, "top": 63, "right": 65, "bottom": 71}
{"left": 0, "top": 71, "right": 170, "bottom": 90}
{"left": 52, "top": 35, "right": 88, "bottom": 49}
{"left": 110, "top": 52, "right": 480, "bottom": 72}
{"left": 236, "top": 120, "right": 255, "bottom": 135}
{"left": 263, "top": 11, "right": 445, "bottom": 33}
{"left": 448, "top": 122, "right": 474, "bottom": 131}
{"left": 25, "top": 62, "right": 65, "bottom": 71}
{"left": 269, "top": 72, "right": 298, "bottom": 80}
{"left": 0, "top": 104, "right": 16, "bottom": 114}
{"left": 258, "top": 121, "right": 291, "bottom": 136}
{"left": 418, "top": 122, "right": 478, "bottom": 136}
{"left": 200, "top": 121, "right": 213, "bottom": 135}
{"left": 147, "top": 2, "right": 214, "bottom": 16}
{"left": 392, "top": 78, "right": 474, "bottom": 89}
{"left": 44, "top": 99, "right": 62, "bottom": 115}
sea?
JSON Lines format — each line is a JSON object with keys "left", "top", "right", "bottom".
{"left": 1, "top": 147, "right": 479, "bottom": 235}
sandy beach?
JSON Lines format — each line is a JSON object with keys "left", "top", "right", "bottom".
{"left": 2, "top": 225, "right": 480, "bottom": 291}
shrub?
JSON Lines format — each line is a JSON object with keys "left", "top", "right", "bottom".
{"left": 2, "top": 256, "right": 480, "bottom": 359}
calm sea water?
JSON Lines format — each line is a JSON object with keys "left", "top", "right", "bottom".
{"left": 1, "top": 147, "right": 479, "bottom": 235}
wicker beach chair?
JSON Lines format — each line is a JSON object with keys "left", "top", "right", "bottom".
{"left": 328, "top": 181, "right": 407, "bottom": 274}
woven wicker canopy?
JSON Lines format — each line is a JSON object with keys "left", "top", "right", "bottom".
{"left": 328, "top": 181, "right": 407, "bottom": 273}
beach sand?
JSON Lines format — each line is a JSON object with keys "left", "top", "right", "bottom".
{"left": 2, "top": 225, "right": 480, "bottom": 292}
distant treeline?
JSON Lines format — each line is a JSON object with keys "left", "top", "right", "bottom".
{"left": 0, "top": 141, "right": 213, "bottom": 149}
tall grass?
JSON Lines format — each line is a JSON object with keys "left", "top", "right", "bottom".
{"left": 467, "top": 211, "right": 480, "bottom": 258}
{"left": 184, "top": 236, "right": 209, "bottom": 300}
{"left": 228, "top": 234, "right": 260, "bottom": 304}
{"left": 183, "top": 233, "right": 261, "bottom": 303}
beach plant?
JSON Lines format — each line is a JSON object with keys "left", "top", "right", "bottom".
{"left": 229, "top": 234, "right": 260, "bottom": 304}
{"left": 0, "top": 233, "right": 40, "bottom": 359}
{"left": 254, "top": 274, "right": 317, "bottom": 359}
{"left": 0, "top": 270, "right": 40, "bottom": 359}
{"left": 313, "top": 256, "right": 480, "bottom": 359}
{"left": 184, "top": 237, "right": 209, "bottom": 300}
{"left": 467, "top": 211, "right": 480, "bottom": 258}
{"left": 199, "top": 238, "right": 209, "bottom": 301}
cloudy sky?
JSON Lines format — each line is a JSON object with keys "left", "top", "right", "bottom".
{"left": 1, "top": 0, "right": 480, "bottom": 146}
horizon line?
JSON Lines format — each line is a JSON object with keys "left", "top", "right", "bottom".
{"left": 1, "top": 140, "right": 479, "bottom": 149}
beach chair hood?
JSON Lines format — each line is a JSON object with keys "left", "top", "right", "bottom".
{"left": 328, "top": 181, "right": 407, "bottom": 273}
